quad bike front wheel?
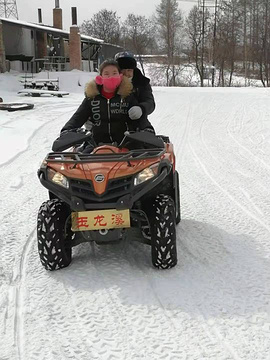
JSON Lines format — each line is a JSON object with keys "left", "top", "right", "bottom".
{"left": 150, "top": 194, "right": 177, "bottom": 269}
{"left": 37, "top": 199, "right": 72, "bottom": 271}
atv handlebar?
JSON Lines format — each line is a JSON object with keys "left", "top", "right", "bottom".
{"left": 45, "top": 148, "right": 166, "bottom": 163}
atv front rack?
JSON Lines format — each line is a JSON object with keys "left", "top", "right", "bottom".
{"left": 45, "top": 148, "right": 166, "bottom": 163}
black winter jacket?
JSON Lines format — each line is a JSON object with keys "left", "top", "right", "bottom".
{"left": 132, "top": 68, "right": 155, "bottom": 116}
{"left": 61, "top": 76, "right": 154, "bottom": 145}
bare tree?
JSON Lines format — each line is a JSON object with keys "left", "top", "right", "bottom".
{"left": 213, "top": 1, "right": 242, "bottom": 86}
{"left": 121, "top": 14, "right": 156, "bottom": 73}
{"left": 259, "top": 0, "right": 270, "bottom": 86}
{"left": 186, "top": 5, "right": 211, "bottom": 86}
{"left": 215, "top": 0, "right": 270, "bottom": 87}
{"left": 155, "top": 0, "right": 183, "bottom": 86}
{"left": 81, "top": 9, "right": 121, "bottom": 44}
{"left": 122, "top": 14, "right": 155, "bottom": 54}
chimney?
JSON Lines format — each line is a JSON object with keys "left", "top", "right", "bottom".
{"left": 69, "top": 7, "right": 81, "bottom": 70}
{"left": 71, "top": 7, "right": 77, "bottom": 25}
{"left": 37, "top": 10, "right": 47, "bottom": 58}
{"left": 53, "top": 0, "right": 63, "bottom": 29}
{"left": 38, "top": 9, "right": 42, "bottom": 24}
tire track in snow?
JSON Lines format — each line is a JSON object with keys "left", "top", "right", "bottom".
{"left": 118, "top": 240, "right": 230, "bottom": 359}
{"left": 63, "top": 241, "right": 196, "bottom": 359}
{"left": 188, "top": 142, "right": 270, "bottom": 235}
{"left": 178, "top": 208, "right": 270, "bottom": 359}
{"left": 87, "top": 242, "right": 137, "bottom": 359}
{"left": 179, "top": 234, "right": 243, "bottom": 360}
{"left": 0, "top": 99, "right": 77, "bottom": 357}
{"left": 182, "top": 137, "right": 270, "bottom": 358}
{"left": 52, "top": 242, "right": 127, "bottom": 360}
{"left": 227, "top": 104, "right": 270, "bottom": 171}
{"left": 45, "top": 242, "right": 140, "bottom": 359}
{"left": 178, "top": 199, "right": 253, "bottom": 359}
{"left": 191, "top": 96, "right": 270, "bottom": 233}
{"left": 173, "top": 99, "right": 193, "bottom": 167}
{"left": 113, "top": 244, "right": 185, "bottom": 359}
{"left": 0, "top": 102, "right": 77, "bottom": 169}
{"left": 177, "top": 95, "right": 269, "bottom": 358}
{"left": 12, "top": 229, "right": 35, "bottom": 360}
{"left": 130, "top": 234, "right": 241, "bottom": 359}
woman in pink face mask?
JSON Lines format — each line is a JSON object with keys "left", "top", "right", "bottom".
{"left": 60, "top": 59, "right": 154, "bottom": 146}
{"left": 95, "top": 64, "right": 123, "bottom": 94}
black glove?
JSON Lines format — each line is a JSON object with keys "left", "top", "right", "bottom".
{"left": 142, "top": 128, "right": 155, "bottom": 134}
{"left": 60, "top": 128, "right": 89, "bottom": 136}
{"left": 53, "top": 128, "right": 93, "bottom": 152}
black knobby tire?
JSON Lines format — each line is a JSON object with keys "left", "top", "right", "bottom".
{"left": 37, "top": 199, "right": 72, "bottom": 271}
{"left": 150, "top": 194, "right": 177, "bottom": 269}
{"left": 0, "top": 103, "right": 34, "bottom": 112}
{"left": 175, "top": 171, "right": 181, "bottom": 224}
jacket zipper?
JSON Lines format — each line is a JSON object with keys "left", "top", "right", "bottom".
{"left": 120, "top": 98, "right": 129, "bottom": 132}
{"left": 107, "top": 99, "right": 113, "bottom": 142}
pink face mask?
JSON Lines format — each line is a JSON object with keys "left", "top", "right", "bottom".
{"left": 95, "top": 74, "right": 123, "bottom": 92}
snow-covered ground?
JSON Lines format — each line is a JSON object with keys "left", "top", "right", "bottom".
{"left": 0, "top": 71, "right": 270, "bottom": 360}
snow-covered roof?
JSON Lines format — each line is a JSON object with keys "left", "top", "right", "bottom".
{"left": 135, "top": 54, "right": 167, "bottom": 58}
{"left": 102, "top": 42, "right": 123, "bottom": 49}
{"left": 0, "top": 16, "right": 104, "bottom": 44}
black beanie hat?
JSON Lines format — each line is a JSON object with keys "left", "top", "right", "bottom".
{"left": 99, "top": 59, "right": 120, "bottom": 74}
{"left": 115, "top": 51, "right": 137, "bottom": 70}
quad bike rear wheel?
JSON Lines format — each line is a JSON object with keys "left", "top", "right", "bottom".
{"left": 150, "top": 194, "right": 177, "bottom": 269}
{"left": 37, "top": 199, "right": 72, "bottom": 270}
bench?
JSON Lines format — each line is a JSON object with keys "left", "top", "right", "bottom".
{"left": 18, "top": 89, "right": 69, "bottom": 97}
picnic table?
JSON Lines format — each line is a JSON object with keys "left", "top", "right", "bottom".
{"left": 21, "top": 78, "right": 60, "bottom": 91}
{"left": 18, "top": 89, "right": 69, "bottom": 98}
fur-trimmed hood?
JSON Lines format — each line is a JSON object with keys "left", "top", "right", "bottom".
{"left": 84, "top": 75, "right": 133, "bottom": 99}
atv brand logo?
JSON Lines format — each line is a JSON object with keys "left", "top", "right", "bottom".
{"left": 94, "top": 174, "right": 105, "bottom": 183}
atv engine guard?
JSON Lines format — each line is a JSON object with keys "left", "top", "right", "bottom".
{"left": 73, "top": 228, "right": 125, "bottom": 244}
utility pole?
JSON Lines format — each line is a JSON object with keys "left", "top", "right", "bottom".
{"left": 0, "top": 0, "right": 19, "bottom": 19}
{"left": 201, "top": 0, "right": 205, "bottom": 86}
{"left": 244, "top": 0, "right": 247, "bottom": 86}
{"left": 212, "top": 0, "right": 218, "bottom": 86}
{"left": 265, "top": 0, "right": 269, "bottom": 86}
{"left": 179, "top": 0, "right": 221, "bottom": 86}
{"left": 198, "top": 0, "right": 221, "bottom": 86}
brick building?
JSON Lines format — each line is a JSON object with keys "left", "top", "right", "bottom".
{"left": 0, "top": 4, "right": 122, "bottom": 73}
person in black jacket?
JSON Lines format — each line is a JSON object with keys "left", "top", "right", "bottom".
{"left": 115, "top": 51, "right": 155, "bottom": 125}
{"left": 61, "top": 59, "right": 154, "bottom": 145}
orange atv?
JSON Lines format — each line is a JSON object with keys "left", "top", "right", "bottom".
{"left": 37, "top": 130, "right": 181, "bottom": 271}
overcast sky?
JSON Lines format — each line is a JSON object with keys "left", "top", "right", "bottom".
{"left": 16, "top": 0, "right": 196, "bottom": 30}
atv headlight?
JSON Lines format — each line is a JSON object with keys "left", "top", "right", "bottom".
{"left": 134, "top": 164, "right": 159, "bottom": 186}
{"left": 47, "top": 168, "right": 69, "bottom": 189}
